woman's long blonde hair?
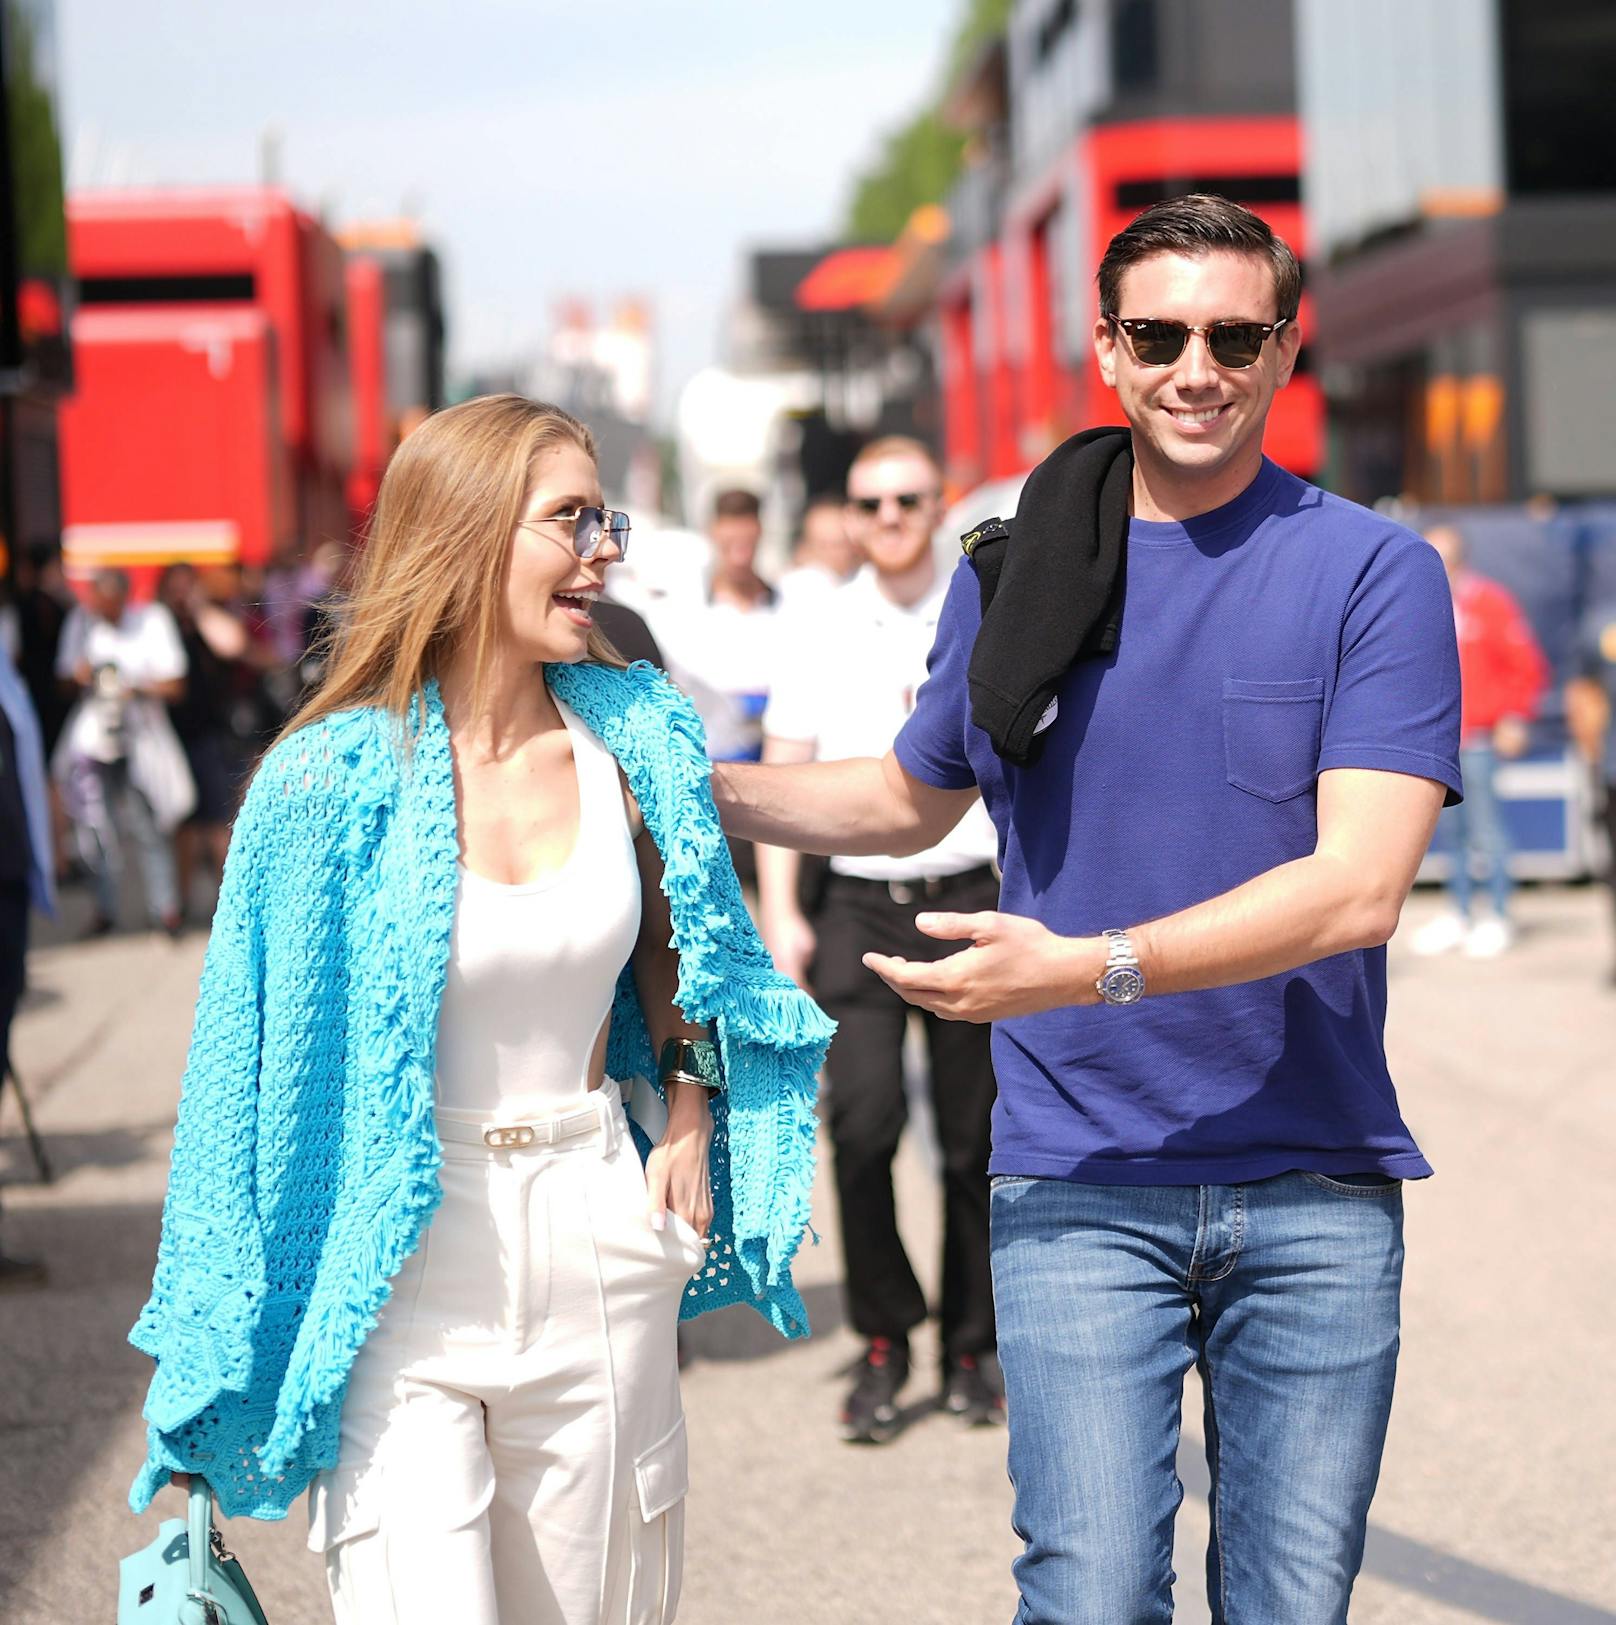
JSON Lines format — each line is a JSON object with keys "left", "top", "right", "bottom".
{"left": 279, "top": 393, "right": 625, "bottom": 745}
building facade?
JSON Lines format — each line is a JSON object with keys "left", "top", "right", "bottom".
{"left": 936, "top": 0, "right": 1322, "bottom": 492}
{"left": 1299, "top": 0, "right": 1616, "bottom": 504}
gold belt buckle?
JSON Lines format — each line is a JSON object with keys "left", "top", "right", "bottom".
{"left": 483, "top": 1125, "right": 536, "bottom": 1149}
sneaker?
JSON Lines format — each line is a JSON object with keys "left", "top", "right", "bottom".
{"left": 841, "top": 1337, "right": 909, "bottom": 1444}
{"left": 1410, "top": 912, "right": 1469, "bottom": 956}
{"left": 0, "top": 1252, "right": 48, "bottom": 1291}
{"left": 942, "top": 1353, "right": 1006, "bottom": 1428}
{"left": 1464, "top": 918, "right": 1515, "bottom": 958}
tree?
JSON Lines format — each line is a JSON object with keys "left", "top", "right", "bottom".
{"left": 843, "top": 0, "right": 1014, "bottom": 243}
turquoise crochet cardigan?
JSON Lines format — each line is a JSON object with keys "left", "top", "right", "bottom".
{"left": 128, "top": 661, "right": 833, "bottom": 1520}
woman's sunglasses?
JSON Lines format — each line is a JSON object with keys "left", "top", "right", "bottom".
{"left": 1105, "top": 314, "right": 1289, "bottom": 370}
{"left": 519, "top": 506, "right": 631, "bottom": 562}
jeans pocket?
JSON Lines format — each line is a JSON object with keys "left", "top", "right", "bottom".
{"left": 1223, "top": 677, "right": 1325, "bottom": 802}
{"left": 667, "top": 1211, "right": 711, "bottom": 1273}
{"left": 1300, "top": 1169, "right": 1404, "bottom": 1198}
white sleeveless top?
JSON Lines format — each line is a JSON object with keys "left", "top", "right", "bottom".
{"left": 434, "top": 697, "right": 642, "bottom": 1115}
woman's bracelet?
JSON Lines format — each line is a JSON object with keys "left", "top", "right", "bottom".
{"left": 658, "top": 1036, "right": 723, "bottom": 1093}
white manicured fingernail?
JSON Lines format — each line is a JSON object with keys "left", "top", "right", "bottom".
{"left": 649, "top": 1210, "right": 666, "bottom": 1232}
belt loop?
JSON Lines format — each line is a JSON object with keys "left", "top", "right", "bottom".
{"left": 596, "top": 1079, "right": 623, "bottom": 1155}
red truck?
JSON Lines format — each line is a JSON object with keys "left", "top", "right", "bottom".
{"left": 59, "top": 187, "right": 353, "bottom": 591}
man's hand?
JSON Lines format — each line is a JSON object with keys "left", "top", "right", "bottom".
{"left": 761, "top": 905, "right": 817, "bottom": 991}
{"left": 862, "top": 910, "right": 1098, "bottom": 1022}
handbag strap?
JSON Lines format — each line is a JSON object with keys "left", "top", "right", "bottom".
{"left": 186, "top": 1478, "right": 221, "bottom": 1621}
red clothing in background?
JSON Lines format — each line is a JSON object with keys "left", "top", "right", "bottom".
{"left": 1452, "top": 572, "right": 1549, "bottom": 743}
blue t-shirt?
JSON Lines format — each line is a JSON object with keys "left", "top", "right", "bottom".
{"left": 895, "top": 458, "right": 1462, "bottom": 1185}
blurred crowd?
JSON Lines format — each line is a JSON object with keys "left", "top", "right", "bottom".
{"left": 0, "top": 541, "right": 350, "bottom": 936}
{"left": 3, "top": 432, "right": 1615, "bottom": 1326}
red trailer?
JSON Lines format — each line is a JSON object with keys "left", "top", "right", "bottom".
{"left": 62, "top": 187, "right": 352, "bottom": 582}
{"left": 343, "top": 254, "right": 388, "bottom": 536}
{"left": 58, "top": 307, "right": 291, "bottom": 593}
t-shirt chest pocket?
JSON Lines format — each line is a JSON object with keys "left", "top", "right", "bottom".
{"left": 1222, "top": 677, "right": 1325, "bottom": 803}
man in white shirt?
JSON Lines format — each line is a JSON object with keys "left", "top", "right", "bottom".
{"left": 658, "top": 489, "right": 776, "bottom": 764}
{"left": 54, "top": 569, "right": 190, "bottom": 936}
{"left": 759, "top": 438, "right": 1002, "bottom": 1443}
{"left": 656, "top": 490, "right": 778, "bottom": 884}
{"left": 775, "top": 494, "right": 861, "bottom": 616}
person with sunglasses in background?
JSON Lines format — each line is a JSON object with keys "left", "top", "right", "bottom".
{"left": 125, "top": 395, "right": 829, "bottom": 1625}
{"left": 757, "top": 438, "right": 1004, "bottom": 1444}
{"left": 713, "top": 196, "right": 1461, "bottom": 1622}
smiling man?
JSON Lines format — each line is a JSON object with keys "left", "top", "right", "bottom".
{"left": 713, "top": 195, "right": 1463, "bottom": 1623}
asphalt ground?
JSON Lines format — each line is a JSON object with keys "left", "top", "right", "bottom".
{"left": 1, "top": 882, "right": 1612, "bottom": 1622}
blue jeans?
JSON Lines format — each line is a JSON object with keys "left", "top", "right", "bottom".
{"left": 992, "top": 1172, "right": 1404, "bottom": 1625}
{"left": 1438, "top": 743, "right": 1511, "bottom": 919}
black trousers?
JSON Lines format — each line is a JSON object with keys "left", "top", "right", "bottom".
{"left": 811, "top": 865, "right": 1000, "bottom": 1363}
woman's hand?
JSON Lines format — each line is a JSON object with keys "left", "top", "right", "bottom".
{"left": 643, "top": 1083, "right": 714, "bottom": 1240}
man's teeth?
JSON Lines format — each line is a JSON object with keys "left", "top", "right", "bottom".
{"left": 1172, "top": 407, "right": 1225, "bottom": 424}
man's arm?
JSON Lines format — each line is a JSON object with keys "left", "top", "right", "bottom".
{"left": 713, "top": 748, "right": 981, "bottom": 859}
{"left": 753, "top": 735, "right": 818, "bottom": 988}
{"left": 863, "top": 768, "right": 1445, "bottom": 1021}
{"left": 1565, "top": 676, "right": 1609, "bottom": 769}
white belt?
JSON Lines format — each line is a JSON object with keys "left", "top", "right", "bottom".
{"left": 435, "top": 1079, "right": 622, "bottom": 1153}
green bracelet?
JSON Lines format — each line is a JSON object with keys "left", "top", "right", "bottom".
{"left": 658, "top": 1037, "right": 723, "bottom": 1092}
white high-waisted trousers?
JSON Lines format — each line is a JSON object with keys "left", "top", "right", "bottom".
{"left": 308, "top": 1079, "right": 706, "bottom": 1625}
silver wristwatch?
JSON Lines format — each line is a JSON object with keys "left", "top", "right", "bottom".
{"left": 1095, "top": 928, "right": 1146, "bottom": 1006}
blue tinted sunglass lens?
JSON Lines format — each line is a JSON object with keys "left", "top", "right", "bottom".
{"left": 574, "top": 507, "right": 607, "bottom": 558}
{"left": 608, "top": 513, "right": 630, "bottom": 558}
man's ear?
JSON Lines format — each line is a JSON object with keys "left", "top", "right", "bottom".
{"left": 1272, "top": 319, "right": 1303, "bottom": 390}
{"left": 1094, "top": 316, "right": 1119, "bottom": 391}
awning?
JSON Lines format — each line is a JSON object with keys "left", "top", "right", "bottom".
{"left": 864, "top": 205, "right": 950, "bottom": 325}
{"left": 794, "top": 246, "right": 900, "bottom": 312}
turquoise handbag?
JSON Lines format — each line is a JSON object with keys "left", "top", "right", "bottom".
{"left": 117, "top": 1478, "right": 270, "bottom": 1625}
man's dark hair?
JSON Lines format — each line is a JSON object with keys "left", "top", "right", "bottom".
{"left": 1096, "top": 194, "right": 1302, "bottom": 323}
{"left": 711, "top": 488, "right": 762, "bottom": 522}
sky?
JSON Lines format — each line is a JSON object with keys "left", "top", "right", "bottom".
{"left": 55, "top": 0, "right": 960, "bottom": 423}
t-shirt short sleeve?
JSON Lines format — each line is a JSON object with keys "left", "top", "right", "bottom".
{"left": 894, "top": 558, "right": 980, "bottom": 791}
{"left": 760, "top": 601, "right": 821, "bottom": 747}
{"left": 1317, "top": 531, "right": 1464, "bottom": 804}
{"left": 138, "top": 605, "right": 189, "bottom": 684}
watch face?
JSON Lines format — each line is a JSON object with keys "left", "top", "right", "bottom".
{"left": 1098, "top": 966, "right": 1146, "bottom": 1005}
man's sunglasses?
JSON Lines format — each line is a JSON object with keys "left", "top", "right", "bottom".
{"left": 849, "top": 491, "right": 935, "bottom": 515}
{"left": 1105, "top": 314, "right": 1289, "bottom": 370}
{"left": 519, "top": 506, "right": 631, "bottom": 561}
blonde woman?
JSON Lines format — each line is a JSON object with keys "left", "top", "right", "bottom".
{"left": 126, "top": 395, "right": 832, "bottom": 1625}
